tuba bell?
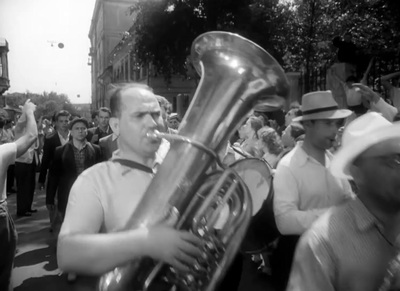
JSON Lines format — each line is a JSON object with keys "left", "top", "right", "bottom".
{"left": 98, "top": 31, "right": 289, "bottom": 291}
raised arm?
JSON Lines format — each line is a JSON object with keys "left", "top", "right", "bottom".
{"left": 360, "top": 57, "right": 374, "bottom": 85}
{"left": 14, "top": 100, "right": 38, "bottom": 158}
{"left": 379, "top": 71, "right": 400, "bottom": 91}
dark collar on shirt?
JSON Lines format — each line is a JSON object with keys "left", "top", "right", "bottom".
{"left": 112, "top": 158, "right": 154, "bottom": 174}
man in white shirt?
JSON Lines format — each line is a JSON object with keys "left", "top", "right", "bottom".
{"left": 0, "top": 100, "right": 37, "bottom": 291}
{"left": 288, "top": 112, "right": 400, "bottom": 291}
{"left": 57, "top": 84, "right": 202, "bottom": 284}
{"left": 272, "top": 91, "right": 354, "bottom": 290}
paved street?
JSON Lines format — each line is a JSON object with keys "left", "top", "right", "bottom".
{"left": 8, "top": 190, "right": 97, "bottom": 291}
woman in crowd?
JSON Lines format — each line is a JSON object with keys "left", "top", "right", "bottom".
{"left": 233, "top": 115, "right": 264, "bottom": 158}
{"left": 257, "top": 126, "right": 284, "bottom": 168}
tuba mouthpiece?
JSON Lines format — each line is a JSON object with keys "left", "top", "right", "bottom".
{"left": 146, "top": 130, "right": 160, "bottom": 139}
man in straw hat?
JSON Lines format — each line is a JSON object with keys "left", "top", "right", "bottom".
{"left": 272, "top": 91, "right": 354, "bottom": 289}
{"left": 287, "top": 112, "right": 400, "bottom": 290}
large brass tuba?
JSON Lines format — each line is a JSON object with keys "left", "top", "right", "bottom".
{"left": 98, "top": 31, "right": 289, "bottom": 291}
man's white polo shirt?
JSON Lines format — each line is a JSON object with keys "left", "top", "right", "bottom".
{"left": 61, "top": 139, "right": 169, "bottom": 235}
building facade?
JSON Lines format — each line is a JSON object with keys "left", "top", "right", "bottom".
{"left": 88, "top": 0, "right": 134, "bottom": 110}
{"left": 88, "top": 0, "right": 197, "bottom": 117}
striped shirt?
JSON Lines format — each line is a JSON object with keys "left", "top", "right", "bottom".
{"left": 287, "top": 198, "right": 400, "bottom": 291}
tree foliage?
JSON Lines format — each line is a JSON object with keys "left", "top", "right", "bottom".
{"left": 128, "top": 0, "right": 400, "bottom": 79}
{"left": 129, "top": 0, "right": 289, "bottom": 78}
{"left": 4, "top": 91, "right": 78, "bottom": 120}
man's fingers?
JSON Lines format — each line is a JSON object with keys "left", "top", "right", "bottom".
{"left": 178, "top": 240, "right": 203, "bottom": 258}
{"left": 179, "top": 232, "right": 202, "bottom": 246}
{"left": 170, "top": 258, "right": 190, "bottom": 273}
{"left": 174, "top": 251, "right": 198, "bottom": 267}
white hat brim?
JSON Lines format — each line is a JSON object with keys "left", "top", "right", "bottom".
{"left": 330, "top": 122, "right": 400, "bottom": 179}
{"left": 293, "top": 109, "right": 352, "bottom": 122}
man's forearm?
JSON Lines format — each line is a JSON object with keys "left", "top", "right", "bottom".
{"left": 57, "top": 229, "right": 149, "bottom": 275}
{"left": 15, "top": 111, "right": 38, "bottom": 158}
{"left": 25, "top": 111, "right": 38, "bottom": 141}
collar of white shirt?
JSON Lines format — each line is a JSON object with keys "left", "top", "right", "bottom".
{"left": 291, "top": 142, "right": 333, "bottom": 168}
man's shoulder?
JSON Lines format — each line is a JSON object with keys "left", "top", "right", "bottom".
{"left": 99, "top": 134, "right": 112, "bottom": 144}
{"left": 80, "top": 160, "right": 114, "bottom": 175}
{"left": 45, "top": 131, "right": 59, "bottom": 141}
{"left": 88, "top": 127, "right": 98, "bottom": 134}
{"left": 87, "top": 142, "right": 101, "bottom": 153}
{"left": 275, "top": 146, "right": 302, "bottom": 171}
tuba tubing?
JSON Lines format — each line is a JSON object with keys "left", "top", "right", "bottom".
{"left": 98, "top": 31, "right": 289, "bottom": 291}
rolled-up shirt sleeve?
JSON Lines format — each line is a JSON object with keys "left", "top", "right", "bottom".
{"left": 273, "top": 165, "right": 327, "bottom": 235}
{"left": 370, "top": 98, "right": 398, "bottom": 121}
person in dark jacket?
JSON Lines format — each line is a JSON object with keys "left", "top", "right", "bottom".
{"left": 46, "top": 117, "right": 102, "bottom": 220}
{"left": 86, "top": 107, "right": 112, "bottom": 144}
{"left": 38, "top": 110, "right": 70, "bottom": 189}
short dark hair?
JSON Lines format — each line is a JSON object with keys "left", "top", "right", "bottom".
{"left": 98, "top": 107, "right": 111, "bottom": 117}
{"left": 54, "top": 110, "right": 70, "bottom": 122}
{"left": 69, "top": 117, "right": 89, "bottom": 130}
{"left": 108, "top": 83, "right": 153, "bottom": 118}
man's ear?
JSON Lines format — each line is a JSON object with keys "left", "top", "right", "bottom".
{"left": 109, "top": 117, "right": 119, "bottom": 136}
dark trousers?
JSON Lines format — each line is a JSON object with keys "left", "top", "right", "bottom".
{"left": 271, "top": 235, "right": 300, "bottom": 291}
{"left": 15, "top": 160, "right": 36, "bottom": 214}
{"left": 6, "top": 165, "right": 15, "bottom": 192}
{"left": 0, "top": 203, "right": 17, "bottom": 291}
{"left": 216, "top": 253, "right": 243, "bottom": 291}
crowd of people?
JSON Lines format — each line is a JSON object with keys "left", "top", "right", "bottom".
{"left": 0, "top": 49, "right": 400, "bottom": 291}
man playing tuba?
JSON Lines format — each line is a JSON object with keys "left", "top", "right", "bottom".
{"left": 57, "top": 84, "right": 203, "bottom": 276}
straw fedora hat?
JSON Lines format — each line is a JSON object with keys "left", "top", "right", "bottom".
{"left": 293, "top": 91, "right": 352, "bottom": 122}
{"left": 330, "top": 112, "right": 400, "bottom": 179}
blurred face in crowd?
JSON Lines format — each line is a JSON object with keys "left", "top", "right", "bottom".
{"left": 70, "top": 122, "right": 88, "bottom": 142}
{"left": 285, "top": 109, "right": 298, "bottom": 126}
{"left": 98, "top": 110, "right": 111, "bottom": 130}
{"left": 354, "top": 138, "right": 400, "bottom": 208}
{"left": 304, "top": 119, "right": 343, "bottom": 150}
{"left": 56, "top": 115, "right": 70, "bottom": 132}
{"left": 113, "top": 88, "right": 164, "bottom": 160}
{"left": 168, "top": 117, "right": 180, "bottom": 130}
{"left": 240, "top": 118, "right": 256, "bottom": 140}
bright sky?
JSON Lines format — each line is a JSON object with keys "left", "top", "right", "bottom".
{"left": 0, "top": 0, "right": 96, "bottom": 104}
